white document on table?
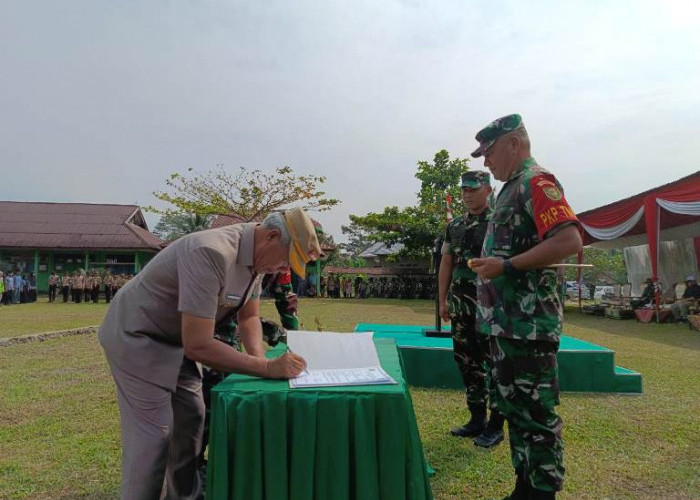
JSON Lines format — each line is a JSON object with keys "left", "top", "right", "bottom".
{"left": 286, "top": 330, "right": 397, "bottom": 388}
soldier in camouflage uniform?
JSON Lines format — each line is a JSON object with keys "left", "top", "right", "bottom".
{"left": 470, "top": 114, "right": 582, "bottom": 500}
{"left": 438, "top": 170, "right": 505, "bottom": 448}
{"left": 269, "top": 267, "right": 300, "bottom": 330}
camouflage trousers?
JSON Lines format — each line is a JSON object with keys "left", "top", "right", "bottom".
{"left": 451, "top": 313, "right": 496, "bottom": 410}
{"left": 272, "top": 282, "right": 299, "bottom": 330}
{"left": 489, "top": 336, "right": 564, "bottom": 492}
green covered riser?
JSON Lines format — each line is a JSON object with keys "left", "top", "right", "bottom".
{"left": 354, "top": 323, "right": 642, "bottom": 394}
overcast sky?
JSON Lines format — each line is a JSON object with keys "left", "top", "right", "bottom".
{"left": 1, "top": 0, "right": 698, "bottom": 242}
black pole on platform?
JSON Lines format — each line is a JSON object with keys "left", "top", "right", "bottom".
{"left": 424, "top": 234, "right": 449, "bottom": 337}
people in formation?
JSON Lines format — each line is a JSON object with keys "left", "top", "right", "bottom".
{"left": 0, "top": 269, "right": 135, "bottom": 305}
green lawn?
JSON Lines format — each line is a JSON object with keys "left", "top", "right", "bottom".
{"left": 0, "top": 300, "right": 109, "bottom": 338}
{"left": 1, "top": 298, "right": 698, "bottom": 499}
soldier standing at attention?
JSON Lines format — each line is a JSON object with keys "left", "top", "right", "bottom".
{"left": 75, "top": 271, "right": 85, "bottom": 303}
{"left": 61, "top": 273, "right": 71, "bottom": 302}
{"left": 114, "top": 274, "right": 125, "bottom": 295}
{"left": 70, "top": 271, "right": 78, "bottom": 303}
{"left": 439, "top": 170, "right": 504, "bottom": 448}
{"left": 104, "top": 270, "right": 114, "bottom": 303}
{"left": 91, "top": 271, "right": 102, "bottom": 303}
{"left": 48, "top": 271, "right": 58, "bottom": 302}
{"left": 470, "top": 114, "right": 582, "bottom": 500}
{"left": 84, "top": 271, "right": 92, "bottom": 304}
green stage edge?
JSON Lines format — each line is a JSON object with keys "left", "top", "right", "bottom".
{"left": 355, "top": 323, "right": 642, "bottom": 394}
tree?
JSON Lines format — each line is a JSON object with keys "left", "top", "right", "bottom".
{"left": 153, "top": 212, "right": 212, "bottom": 241}
{"left": 564, "top": 247, "right": 627, "bottom": 284}
{"left": 147, "top": 165, "right": 340, "bottom": 222}
{"left": 340, "top": 224, "right": 374, "bottom": 256}
{"left": 347, "top": 150, "right": 470, "bottom": 258}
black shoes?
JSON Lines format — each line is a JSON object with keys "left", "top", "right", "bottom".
{"left": 502, "top": 473, "right": 529, "bottom": 500}
{"left": 498, "top": 475, "right": 556, "bottom": 500}
{"left": 529, "top": 489, "right": 556, "bottom": 500}
{"left": 474, "top": 426, "right": 504, "bottom": 448}
{"left": 474, "top": 411, "right": 505, "bottom": 448}
{"left": 450, "top": 404, "right": 486, "bottom": 437}
{"left": 450, "top": 419, "right": 486, "bottom": 437}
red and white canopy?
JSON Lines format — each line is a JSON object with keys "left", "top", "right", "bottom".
{"left": 577, "top": 171, "right": 700, "bottom": 284}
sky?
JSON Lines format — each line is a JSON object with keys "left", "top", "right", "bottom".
{"left": 1, "top": 0, "right": 699, "bottom": 242}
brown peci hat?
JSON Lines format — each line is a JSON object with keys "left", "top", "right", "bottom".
{"left": 284, "top": 208, "right": 322, "bottom": 279}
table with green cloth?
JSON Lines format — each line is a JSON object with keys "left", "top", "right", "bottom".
{"left": 205, "top": 338, "right": 433, "bottom": 500}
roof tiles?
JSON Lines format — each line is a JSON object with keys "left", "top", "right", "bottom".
{"left": 0, "top": 202, "right": 165, "bottom": 251}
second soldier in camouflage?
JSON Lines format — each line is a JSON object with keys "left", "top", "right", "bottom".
{"left": 438, "top": 170, "right": 505, "bottom": 447}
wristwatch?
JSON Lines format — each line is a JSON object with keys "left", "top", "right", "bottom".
{"left": 503, "top": 259, "right": 515, "bottom": 275}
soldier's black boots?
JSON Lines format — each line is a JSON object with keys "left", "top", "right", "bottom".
{"left": 529, "top": 489, "right": 555, "bottom": 500}
{"left": 500, "top": 472, "right": 529, "bottom": 500}
{"left": 474, "top": 411, "right": 505, "bottom": 448}
{"left": 450, "top": 404, "right": 486, "bottom": 437}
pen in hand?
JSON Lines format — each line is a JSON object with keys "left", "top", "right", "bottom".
{"left": 286, "top": 346, "right": 310, "bottom": 376}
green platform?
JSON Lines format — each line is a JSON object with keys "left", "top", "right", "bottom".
{"left": 354, "top": 323, "right": 642, "bottom": 394}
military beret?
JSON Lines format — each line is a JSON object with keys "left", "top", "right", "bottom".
{"left": 460, "top": 170, "right": 491, "bottom": 188}
{"left": 471, "top": 114, "right": 524, "bottom": 158}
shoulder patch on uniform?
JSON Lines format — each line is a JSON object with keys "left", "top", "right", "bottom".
{"left": 537, "top": 179, "right": 562, "bottom": 201}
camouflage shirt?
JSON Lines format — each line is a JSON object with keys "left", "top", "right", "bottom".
{"left": 443, "top": 208, "right": 491, "bottom": 316}
{"left": 477, "top": 158, "right": 580, "bottom": 342}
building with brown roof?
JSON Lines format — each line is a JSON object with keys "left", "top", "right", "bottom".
{"left": 0, "top": 202, "right": 165, "bottom": 292}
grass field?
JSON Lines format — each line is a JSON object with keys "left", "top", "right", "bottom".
{"left": 1, "top": 298, "right": 699, "bottom": 499}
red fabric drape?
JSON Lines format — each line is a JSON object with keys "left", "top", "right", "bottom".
{"left": 578, "top": 172, "right": 699, "bottom": 230}
{"left": 655, "top": 178, "right": 700, "bottom": 203}
{"left": 579, "top": 198, "right": 643, "bottom": 228}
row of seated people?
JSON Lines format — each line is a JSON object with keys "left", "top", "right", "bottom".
{"left": 601, "top": 275, "right": 699, "bottom": 322}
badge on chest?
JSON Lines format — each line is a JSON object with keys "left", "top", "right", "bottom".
{"left": 219, "top": 271, "right": 261, "bottom": 308}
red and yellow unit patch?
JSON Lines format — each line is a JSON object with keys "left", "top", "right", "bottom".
{"left": 276, "top": 268, "right": 292, "bottom": 285}
{"left": 530, "top": 175, "right": 580, "bottom": 239}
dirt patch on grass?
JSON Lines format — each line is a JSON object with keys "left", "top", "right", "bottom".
{"left": 0, "top": 327, "right": 98, "bottom": 347}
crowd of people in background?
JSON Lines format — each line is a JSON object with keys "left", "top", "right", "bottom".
{"left": 0, "top": 269, "right": 133, "bottom": 305}
{"left": 296, "top": 273, "right": 437, "bottom": 300}
{"left": 0, "top": 271, "right": 38, "bottom": 305}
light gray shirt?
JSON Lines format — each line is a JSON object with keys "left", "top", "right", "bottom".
{"left": 99, "top": 223, "right": 263, "bottom": 390}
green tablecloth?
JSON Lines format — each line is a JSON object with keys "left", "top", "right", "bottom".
{"left": 206, "top": 338, "right": 433, "bottom": 500}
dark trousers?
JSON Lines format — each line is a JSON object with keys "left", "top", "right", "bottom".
{"left": 105, "top": 285, "right": 112, "bottom": 303}
{"left": 91, "top": 286, "right": 100, "bottom": 303}
{"left": 62, "top": 286, "right": 69, "bottom": 302}
{"left": 49, "top": 285, "right": 57, "bottom": 302}
{"left": 84, "top": 288, "right": 90, "bottom": 303}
